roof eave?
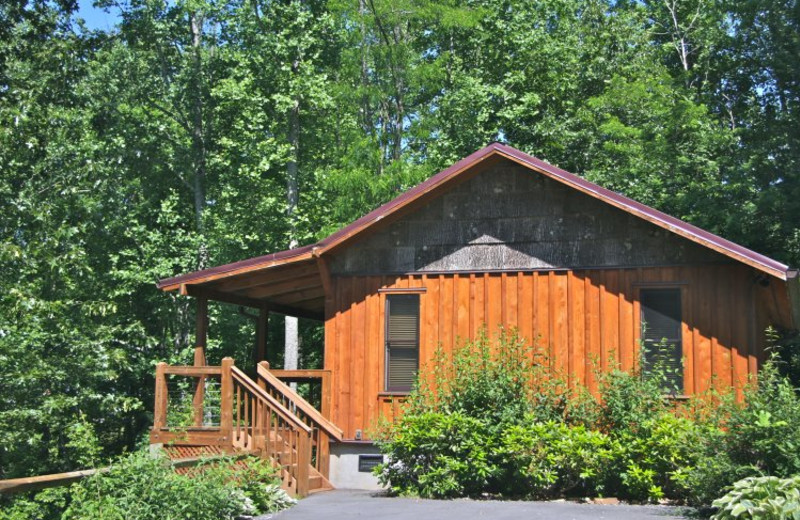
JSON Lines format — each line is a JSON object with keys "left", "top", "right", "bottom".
{"left": 156, "top": 248, "right": 316, "bottom": 291}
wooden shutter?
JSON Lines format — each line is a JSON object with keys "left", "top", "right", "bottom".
{"left": 640, "top": 288, "right": 683, "bottom": 392}
{"left": 385, "top": 294, "right": 420, "bottom": 392}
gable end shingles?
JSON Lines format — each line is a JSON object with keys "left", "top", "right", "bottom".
{"left": 329, "top": 163, "right": 725, "bottom": 275}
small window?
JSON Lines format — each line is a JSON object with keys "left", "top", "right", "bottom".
{"left": 385, "top": 294, "right": 420, "bottom": 392}
{"left": 358, "top": 455, "right": 384, "bottom": 472}
{"left": 640, "top": 288, "right": 683, "bottom": 392}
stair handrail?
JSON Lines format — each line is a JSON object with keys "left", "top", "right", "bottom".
{"left": 229, "top": 365, "right": 312, "bottom": 435}
{"left": 151, "top": 359, "right": 317, "bottom": 497}
{"left": 256, "top": 363, "right": 343, "bottom": 441}
{"left": 227, "top": 360, "right": 313, "bottom": 497}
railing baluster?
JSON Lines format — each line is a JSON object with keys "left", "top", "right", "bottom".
{"left": 236, "top": 384, "right": 242, "bottom": 444}
{"left": 244, "top": 392, "right": 250, "bottom": 449}
{"left": 249, "top": 394, "right": 256, "bottom": 450}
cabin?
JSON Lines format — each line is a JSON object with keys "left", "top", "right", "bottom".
{"left": 151, "top": 143, "right": 799, "bottom": 494}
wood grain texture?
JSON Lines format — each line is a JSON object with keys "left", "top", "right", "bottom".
{"left": 323, "top": 265, "right": 790, "bottom": 439}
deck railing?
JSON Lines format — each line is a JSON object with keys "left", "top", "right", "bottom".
{"left": 150, "top": 358, "right": 320, "bottom": 497}
{"left": 256, "top": 363, "right": 343, "bottom": 479}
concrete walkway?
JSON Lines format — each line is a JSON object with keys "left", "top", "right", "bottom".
{"left": 258, "top": 489, "right": 694, "bottom": 520}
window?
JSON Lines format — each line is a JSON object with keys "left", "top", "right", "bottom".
{"left": 640, "top": 288, "right": 683, "bottom": 392}
{"left": 385, "top": 294, "right": 420, "bottom": 392}
{"left": 358, "top": 455, "right": 384, "bottom": 472}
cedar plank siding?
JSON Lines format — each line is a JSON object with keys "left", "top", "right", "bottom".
{"left": 325, "top": 267, "right": 790, "bottom": 440}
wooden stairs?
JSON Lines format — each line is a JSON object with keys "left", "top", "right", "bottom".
{"left": 150, "top": 358, "right": 343, "bottom": 497}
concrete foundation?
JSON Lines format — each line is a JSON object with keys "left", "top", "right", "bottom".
{"left": 328, "top": 443, "right": 385, "bottom": 490}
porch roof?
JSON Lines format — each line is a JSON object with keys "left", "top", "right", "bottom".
{"left": 161, "top": 251, "right": 326, "bottom": 320}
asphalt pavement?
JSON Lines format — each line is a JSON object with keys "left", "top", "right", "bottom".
{"left": 257, "top": 489, "right": 694, "bottom": 520}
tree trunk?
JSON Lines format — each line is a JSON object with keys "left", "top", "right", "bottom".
{"left": 189, "top": 10, "right": 208, "bottom": 269}
{"left": 359, "top": 0, "right": 372, "bottom": 135}
{"left": 284, "top": 60, "right": 301, "bottom": 370}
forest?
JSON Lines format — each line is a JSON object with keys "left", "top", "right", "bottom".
{"left": 1, "top": 0, "right": 799, "bottom": 482}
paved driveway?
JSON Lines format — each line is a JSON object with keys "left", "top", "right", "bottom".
{"left": 259, "top": 489, "right": 694, "bottom": 520}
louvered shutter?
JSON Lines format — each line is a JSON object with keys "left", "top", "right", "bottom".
{"left": 641, "top": 288, "right": 683, "bottom": 392}
{"left": 386, "top": 295, "right": 420, "bottom": 392}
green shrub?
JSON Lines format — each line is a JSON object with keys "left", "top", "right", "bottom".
{"left": 0, "top": 453, "right": 292, "bottom": 520}
{"left": 228, "top": 456, "right": 297, "bottom": 513}
{"left": 410, "top": 328, "right": 555, "bottom": 427}
{"left": 375, "top": 411, "right": 495, "bottom": 498}
{"left": 0, "top": 451, "right": 295, "bottom": 520}
{"left": 612, "top": 413, "right": 714, "bottom": 502}
{"left": 376, "top": 329, "right": 566, "bottom": 498}
{"left": 595, "top": 367, "right": 667, "bottom": 434}
{"left": 496, "top": 419, "right": 614, "bottom": 498}
{"left": 63, "top": 452, "right": 247, "bottom": 519}
{"left": 375, "top": 326, "right": 800, "bottom": 507}
{"left": 0, "top": 487, "right": 71, "bottom": 520}
{"left": 688, "top": 358, "right": 800, "bottom": 505}
{"left": 711, "top": 475, "right": 800, "bottom": 520}
{"left": 724, "top": 363, "right": 800, "bottom": 477}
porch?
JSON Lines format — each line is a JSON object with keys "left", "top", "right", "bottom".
{"left": 153, "top": 248, "right": 342, "bottom": 496}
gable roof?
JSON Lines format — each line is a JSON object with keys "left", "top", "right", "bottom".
{"left": 158, "top": 143, "right": 793, "bottom": 294}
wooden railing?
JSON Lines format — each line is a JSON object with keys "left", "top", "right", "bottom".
{"left": 0, "top": 453, "right": 247, "bottom": 495}
{"left": 256, "top": 363, "right": 343, "bottom": 479}
{"left": 230, "top": 364, "right": 313, "bottom": 496}
{"left": 150, "top": 358, "right": 325, "bottom": 497}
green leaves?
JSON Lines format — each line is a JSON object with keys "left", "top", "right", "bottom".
{"left": 712, "top": 476, "right": 800, "bottom": 520}
{"left": 374, "top": 328, "right": 714, "bottom": 502}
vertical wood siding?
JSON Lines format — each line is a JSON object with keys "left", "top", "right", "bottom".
{"left": 323, "top": 265, "right": 791, "bottom": 440}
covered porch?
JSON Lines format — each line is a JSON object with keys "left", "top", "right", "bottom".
{"left": 156, "top": 244, "right": 331, "bottom": 368}
{"left": 151, "top": 246, "right": 341, "bottom": 497}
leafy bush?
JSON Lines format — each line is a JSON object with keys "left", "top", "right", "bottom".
{"left": 376, "top": 411, "right": 495, "bottom": 498}
{"left": 688, "top": 358, "right": 800, "bottom": 505}
{"left": 410, "top": 328, "right": 560, "bottom": 427}
{"left": 496, "top": 419, "right": 614, "bottom": 498}
{"left": 594, "top": 368, "right": 667, "bottom": 434}
{"left": 613, "top": 413, "right": 714, "bottom": 502}
{"left": 233, "top": 456, "right": 297, "bottom": 513}
{"left": 724, "top": 364, "right": 800, "bottom": 477}
{"left": 375, "top": 326, "right": 800, "bottom": 507}
{"left": 64, "top": 452, "right": 247, "bottom": 519}
{"left": 0, "top": 487, "right": 71, "bottom": 520}
{"left": 711, "top": 476, "right": 800, "bottom": 520}
{"left": 0, "top": 451, "right": 293, "bottom": 520}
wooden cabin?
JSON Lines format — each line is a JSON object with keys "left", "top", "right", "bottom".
{"left": 152, "top": 143, "right": 799, "bottom": 492}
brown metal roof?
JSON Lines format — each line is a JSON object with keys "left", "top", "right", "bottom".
{"left": 158, "top": 142, "right": 792, "bottom": 293}
{"left": 157, "top": 244, "right": 316, "bottom": 291}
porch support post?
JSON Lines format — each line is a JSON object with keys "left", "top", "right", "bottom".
{"left": 314, "top": 250, "right": 333, "bottom": 480}
{"left": 193, "top": 296, "right": 208, "bottom": 426}
{"left": 255, "top": 307, "right": 269, "bottom": 365}
{"left": 194, "top": 296, "right": 208, "bottom": 366}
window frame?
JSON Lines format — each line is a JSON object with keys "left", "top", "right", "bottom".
{"left": 383, "top": 292, "right": 422, "bottom": 393}
{"left": 636, "top": 285, "right": 686, "bottom": 395}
